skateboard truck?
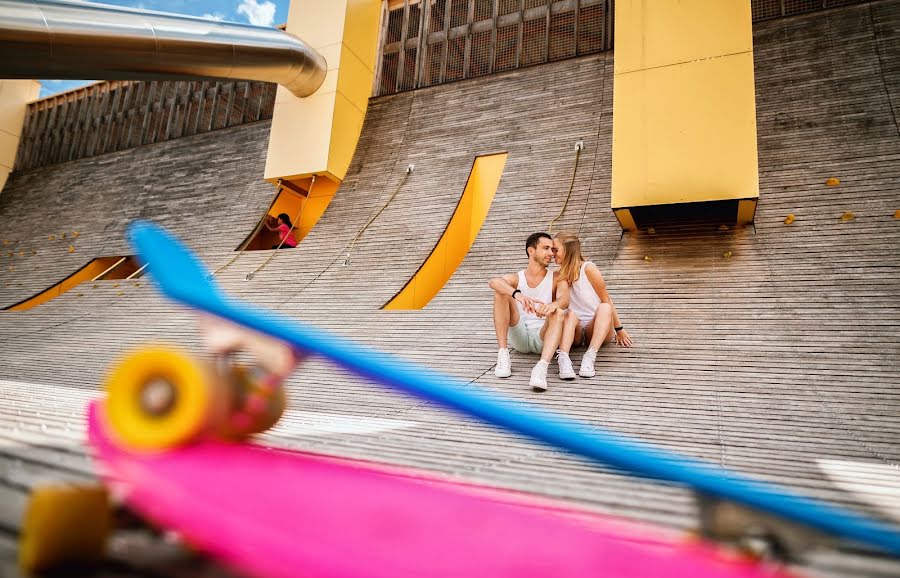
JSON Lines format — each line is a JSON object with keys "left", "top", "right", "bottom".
{"left": 695, "top": 492, "right": 831, "bottom": 562}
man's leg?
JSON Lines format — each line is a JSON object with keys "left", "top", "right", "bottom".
{"left": 529, "top": 309, "right": 568, "bottom": 390}
{"left": 579, "top": 303, "right": 613, "bottom": 378}
{"left": 493, "top": 291, "right": 520, "bottom": 378}
{"left": 538, "top": 309, "right": 567, "bottom": 362}
{"left": 493, "top": 290, "right": 520, "bottom": 349}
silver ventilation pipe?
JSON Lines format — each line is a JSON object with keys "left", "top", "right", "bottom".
{"left": 0, "top": 0, "right": 326, "bottom": 97}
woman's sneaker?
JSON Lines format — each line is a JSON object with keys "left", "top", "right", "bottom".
{"left": 556, "top": 350, "right": 576, "bottom": 380}
{"left": 495, "top": 348, "right": 512, "bottom": 378}
{"left": 530, "top": 360, "right": 549, "bottom": 391}
{"left": 579, "top": 348, "right": 598, "bottom": 378}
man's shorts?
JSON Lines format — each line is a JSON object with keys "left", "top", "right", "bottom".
{"left": 507, "top": 318, "right": 544, "bottom": 354}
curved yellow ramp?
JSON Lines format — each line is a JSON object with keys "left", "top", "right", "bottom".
{"left": 384, "top": 153, "right": 507, "bottom": 310}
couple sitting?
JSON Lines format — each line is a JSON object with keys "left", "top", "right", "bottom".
{"left": 489, "top": 232, "right": 633, "bottom": 391}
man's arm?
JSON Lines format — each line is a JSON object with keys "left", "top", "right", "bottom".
{"left": 584, "top": 263, "right": 633, "bottom": 346}
{"left": 489, "top": 273, "right": 538, "bottom": 314}
{"left": 536, "top": 274, "right": 570, "bottom": 317}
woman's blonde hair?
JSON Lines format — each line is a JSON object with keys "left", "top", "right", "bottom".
{"left": 555, "top": 231, "right": 585, "bottom": 284}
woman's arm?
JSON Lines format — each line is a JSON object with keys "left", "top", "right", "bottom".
{"left": 584, "top": 263, "right": 633, "bottom": 346}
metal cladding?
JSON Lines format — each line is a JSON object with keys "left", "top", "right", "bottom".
{"left": 0, "top": 0, "right": 326, "bottom": 98}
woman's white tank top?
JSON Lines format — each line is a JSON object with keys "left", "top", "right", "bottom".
{"left": 569, "top": 261, "right": 601, "bottom": 326}
{"left": 517, "top": 269, "right": 554, "bottom": 330}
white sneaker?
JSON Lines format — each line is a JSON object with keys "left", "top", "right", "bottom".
{"left": 557, "top": 350, "right": 576, "bottom": 380}
{"left": 530, "top": 360, "right": 549, "bottom": 391}
{"left": 579, "top": 348, "right": 597, "bottom": 378}
{"left": 495, "top": 348, "right": 511, "bottom": 378}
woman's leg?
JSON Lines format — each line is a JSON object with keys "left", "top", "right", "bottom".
{"left": 579, "top": 303, "right": 613, "bottom": 378}
{"left": 585, "top": 303, "right": 614, "bottom": 352}
{"left": 558, "top": 310, "right": 581, "bottom": 354}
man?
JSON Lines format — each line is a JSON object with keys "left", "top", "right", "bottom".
{"left": 488, "top": 232, "right": 572, "bottom": 391}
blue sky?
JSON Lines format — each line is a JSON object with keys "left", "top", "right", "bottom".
{"left": 39, "top": 0, "right": 291, "bottom": 98}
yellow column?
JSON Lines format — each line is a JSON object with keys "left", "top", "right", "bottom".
{"left": 0, "top": 80, "right": 41, "bottom": 193}
{"left": 611, "top": 0, "right": 759, "bottom": 230}
{"left": 264, "top": 0, "right": 381, "bottom": 185}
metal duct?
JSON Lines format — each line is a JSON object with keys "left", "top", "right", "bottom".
{"left": 0, "top": 0, "right": 326, "bottom": 97}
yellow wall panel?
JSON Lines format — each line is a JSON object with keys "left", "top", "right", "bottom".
{"left": 267, "top": 91, "right": 335, "bottom": 181}
{"left": 265, "top": 1, "right": 380, "bottom": 184}
{"left": 615, "top": 0, "right": 752, "bottom": 74}
{"left": 612, "top": 53, "right": 759, "bottom": 208}
{"left": 412, "top": 240, "right": 447, "bottom": 309}
{"left": 611, "top": 0, "right": 759, "bottom": 221}
{"left": 343, "top": 0, "right": 383, "bottom": 69}
{"left": 328, "top": 92, "right": 367, "bottom": 180}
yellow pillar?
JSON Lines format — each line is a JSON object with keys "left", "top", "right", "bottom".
{"left": 0, "top": 80, "right": 41, "bottom": 193}
{"left": 611, "top": 0, "right": 759, "bottom": 230}
{"left": 264, "top": 0, "right": 381, "bottom": 186}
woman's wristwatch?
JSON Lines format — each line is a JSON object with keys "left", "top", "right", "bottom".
{"left": 614, "top": 326, "right": 623, "bottom": 332}
{"left": 512, "top": 289, "right": 521, "bottom": 299}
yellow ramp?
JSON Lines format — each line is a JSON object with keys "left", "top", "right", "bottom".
{"left": 7, "top": 256, "right": 138, "bottom": 310}
{"left": 384, "top": 153, "right": 507, "bottom": 310}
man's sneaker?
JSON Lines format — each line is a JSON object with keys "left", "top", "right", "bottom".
{"left": 530, "top": 360, "right": 549, "bottom": 391}
{"left": 579, "top": 348, "right": 598, "bottom": 378}
{"left": 557, "top": 350, "right": 576, "bottom": 380}
{"left": 495, "top": 348, "right": 512, "bottom": 378}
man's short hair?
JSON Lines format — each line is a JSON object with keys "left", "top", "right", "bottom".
{"left": 525, "top": 232, "right": 551, "bottom": 257}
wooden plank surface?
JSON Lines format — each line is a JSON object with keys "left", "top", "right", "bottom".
{"left": 0, "top": 3, "right": 898, "bottom": 576}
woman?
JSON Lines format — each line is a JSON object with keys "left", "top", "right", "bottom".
{"left": 553, "top": 231, "right": 633, "bottom": 378}
{"left": 265, "top": 213, "right": 298, "bottom": 249}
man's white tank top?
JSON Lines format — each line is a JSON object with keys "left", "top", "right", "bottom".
{"left": 517, "top": 269, "right": 554, "bottom": 330}
{"left": 569, "top": 261, "right": 601, "bottom": 326}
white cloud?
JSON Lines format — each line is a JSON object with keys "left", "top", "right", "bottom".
{"left": 202, "top": 12, "right": 226, "bottom": 21}
{"left": 237, "top": 0, "right": 276, "bottom": 27}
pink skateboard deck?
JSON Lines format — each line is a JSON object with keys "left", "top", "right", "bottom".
{"left": 89, "top": 402, "right": 800, "bottom": 578}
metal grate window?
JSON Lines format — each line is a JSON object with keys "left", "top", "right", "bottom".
{"left": 494, "top": 24, "right": 519, "bottom": 71}
{"left": 380, "top": 52, "right": 400, "bottom": 94}
{"left": 470, "top": 29, "right": 493, "bottom": 76}
{"left": 784, "top": 0, "right": 825, "bottom": 16}
{"left": 386, "top": 8, "right": 404, "bottom": 43}
{"left": 549, "top": 9, "right": 576, "bottom": 61}
{"left": 424, "top": 41, "right": 445, "bottom": 85}
{"left": 578, "top": 2, "right": 605, "bottom": 53}
{"left": 429, "top": 0, "right": 447, "bottom": 32}
{"left": 751, "top": 0, "right": 782, "bottom": 21}
{"left": 450, "top": 0, "right": 469, "bottom": 27}
{"left": 401, "top": 47, "right": 419, "bottom": 90}
{"left": 521, "top": 17, "right": 547, "bottom": 66}
{"left": 446, "top": 35, "right": 467, "bottom": 81}
{"left": 474, "top": 0, "right": 493, "bottom": 21}
{"left": 499, "top": 0, "right": 521, "bottom": 15}
{"left": 408, "top": 2, "right": 422, "bottom": 37}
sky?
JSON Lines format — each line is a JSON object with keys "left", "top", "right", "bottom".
{"left": 38, "top": 0, "right": 292, "bottom": 98}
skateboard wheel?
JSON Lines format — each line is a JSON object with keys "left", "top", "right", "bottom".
{"left": 104, "top": 346, "right": 214, "bottom": 451}
{"left": 19, "top": 484, "right": 111, "bottom": 573}
{"left": 216, "top": 366, "right": 287, "bottom": 438}
{"left": 246, "top": 385, "right": 287, "bottom": 434}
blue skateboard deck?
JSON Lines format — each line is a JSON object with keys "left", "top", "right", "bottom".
{"left": 127, "top": 220, "right": 900, "bottom": 557}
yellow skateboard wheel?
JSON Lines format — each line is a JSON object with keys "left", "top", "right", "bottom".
{"left": 19, "top": 484, "right": 111, "bottom": 573}
{"left": 104, "top": 346, "right": 213, "bottom": 451}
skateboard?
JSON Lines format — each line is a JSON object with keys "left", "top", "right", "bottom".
{"left": 18, "top": 221, "right": 900, "bottom": 576}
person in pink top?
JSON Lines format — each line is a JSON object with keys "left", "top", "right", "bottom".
{"left": 265, "top": 213, "right": 298, "bottom": 249}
